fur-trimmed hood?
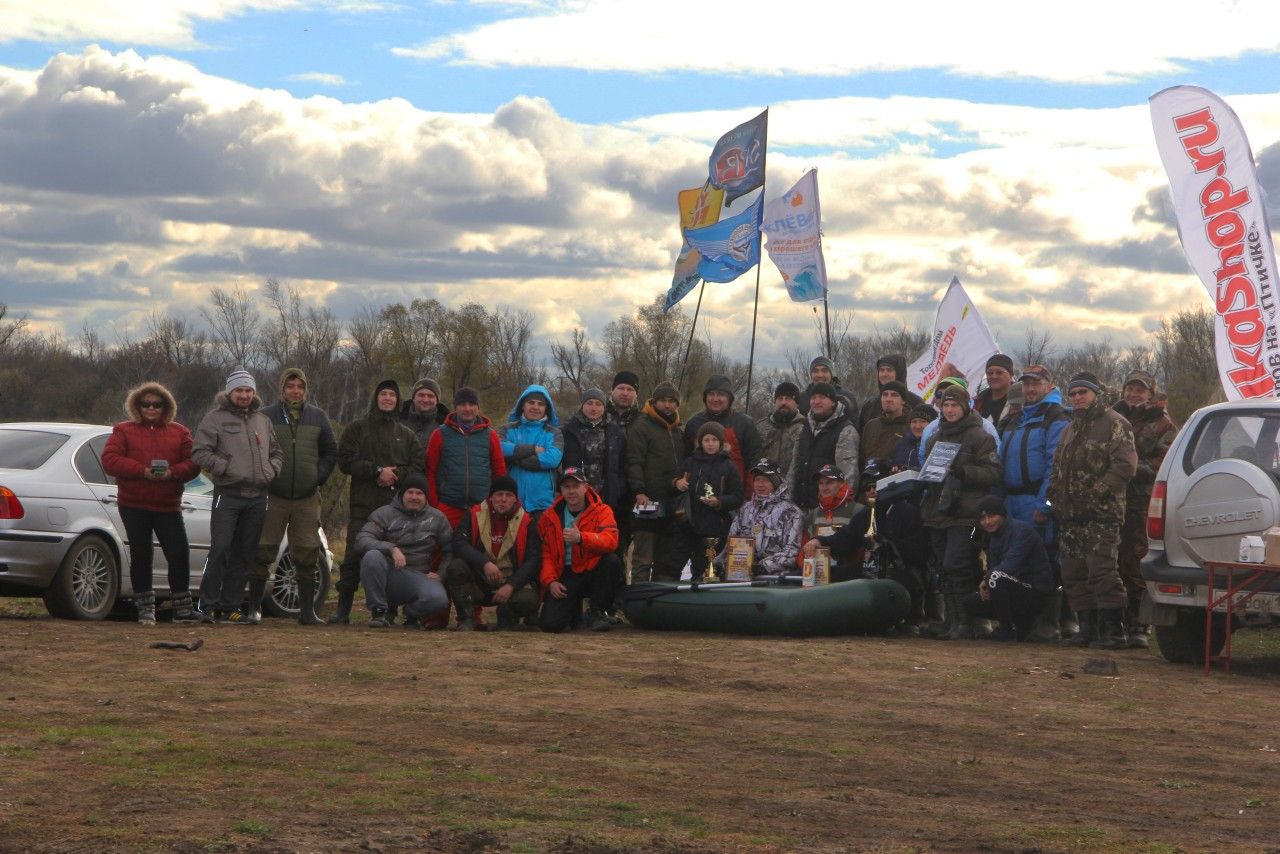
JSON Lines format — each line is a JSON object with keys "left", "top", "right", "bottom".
{"left": 213, "top": 389, "right": 264, "bottom": 413}
{"left": 124, "top": 382, "right": 178, "bottom": 424}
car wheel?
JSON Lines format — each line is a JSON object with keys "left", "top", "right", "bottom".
{"left": 263, "top": 553, "right": 331, "bottom": 618}
{"left": 1155, "top": 608, "right": 1228, "bottom": 664}
{"left": 43, "top": 534, "right": 119, "bottom": 620}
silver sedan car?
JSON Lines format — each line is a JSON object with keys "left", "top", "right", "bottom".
{"left": 0, "top": 422, "right": 331, "bottom": 620}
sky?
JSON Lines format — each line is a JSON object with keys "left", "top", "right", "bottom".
{"left": 3, "top": 0, "right": 1280, "bottom": 370}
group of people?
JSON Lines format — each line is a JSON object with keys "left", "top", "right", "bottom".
{"left": 99, "top": 351, "right": 1175, "bottom": 647}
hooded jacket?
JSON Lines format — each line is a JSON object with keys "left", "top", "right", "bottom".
{"left": 627, "top": 399, "right": 688, "bottom": 503}
{"left": 919, "top": 410, "right": 1002, "bottom": 528}
{"left": 676, "top": 444, "right": 745, "bottom": 537}
{"left": 102, "top": 382, "right": 201, "bottom": 512}
{"left": 1048, "top": 398, "right": 1137, "bottom": 525}
{"left": 260, "top": 368, "right": 338, "bottom": 500}
{"left": 192, "top": 389, "right": 284, "bottom": 497}
{"left": 426, "top": 412, "right": 506, "bottom": 512}
{"left": 683, "top": 376, "right": 762, "bottom": 487}
{"left": 999, "top": 388, "right": 1070, "bottom": 521}
{"left": 498, "top": 384, "right": 565, "bottom": 513}
{"left": 721, "top": 483, "right": 804, "bottom": 576}
{"left": 756, "top": 407, "right": 803, "bottom": 475}
{"left": 1112, "top": 399, "right": 1177, "bottom": 506}
{"left": 355, "top": 492, "right": 453, "bottom": 572}
{"left": 338, "top": 384, "right": 425, "bottom": 520}
{"left": 788, "top": 399, "right": 860, "bottom": 509}
{"left": 539, "top": 486, "right": 619, "bottom": 585}
{"left": 856, "top": 354, "right": 924, "bottom": 429}
{"left": 562, "top": 409, "right": 628, "bottom": 511}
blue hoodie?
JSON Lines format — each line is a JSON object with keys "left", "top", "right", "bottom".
{"left": 999, "top": 387, "right": 1069, "bottom": 524}
{"left": 497, "top": 384, "right": 564, "bottom": 512}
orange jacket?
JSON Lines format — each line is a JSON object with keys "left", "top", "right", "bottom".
{"left": 538, "top": 487, "right": 619, "bottom": 586}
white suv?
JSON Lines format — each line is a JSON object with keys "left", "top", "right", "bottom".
{"left": 1141, "top": 399, "right": 1280, "bottom": 663}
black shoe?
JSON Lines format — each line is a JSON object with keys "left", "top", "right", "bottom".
{"left": 990, "top": 626, "right": 1018, "bottom": 642}
{"left": 368, "top": 607, "right": 390, "bottom": 629}
{"left": 585, "top": 608, "right": 613, "bottom": 632}
{"left": 1063, "top": 609, "right": 1097, "bottom": 646}
{"left": 330, "top": 589, "right": 354, "bottom": 625}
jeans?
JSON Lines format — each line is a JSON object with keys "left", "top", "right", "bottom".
{"left": 119, "top": 506, "right": 190, "bottom": 595}
{"left": 359, "top": 550, "right": 449, "bottom": 619}
{"left": 198, "top": 492, "right": 268, "bottom": 611}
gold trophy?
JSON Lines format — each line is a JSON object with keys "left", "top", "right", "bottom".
{"left": 703, "top": 537, "right": 720, "bottom": 583}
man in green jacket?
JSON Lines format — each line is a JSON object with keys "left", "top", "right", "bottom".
{"left": 333, "top": 379, "right": 425, "bottom": 624}
{"left": 626, "top": 380, "right": 688, "bottom": 581}
{"left": 250, "top": 368, "right": 338, "bottom": 626}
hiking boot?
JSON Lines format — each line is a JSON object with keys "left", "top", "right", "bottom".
{"left": 329, "top": 589, "right": 354, "bottom": 625}
{"left": 368, "top": 607, "right": 390, "bottom": 628}
{"left": 453, "top": 593, "right": 476, "bottom": 631}
{"left": 171, "top": 591, "right": 198, "bottom": 624}
{"left": 585, "top": 608, "right": 613, "bottom": 632}
{"left": 135, "top": 590, "right": 156, "bottom": 626}
{"left": 938, "top": 593, "right": 969, "bottom": 641}
{"left": 1063, "top": 609, "right": 1097, "bottom": 646}
{"left": 296, "top": 574, "right": 326, "bottom": 626}
{"left": 1091, "top": 608, "right": 1129, "bottom": 650}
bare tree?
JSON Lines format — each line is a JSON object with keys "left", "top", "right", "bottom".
{"left": 550, "top": 328, "right": 601, "bottom": 397}
{"left": 0, "top": 303, "right": 27, "bottom": 354}
{"left": 200, "top": 286, "right": 262, "bottom": 370}
{"left": 489, "top": 307, "right": 538, "bottom": 392}
{"left": 147, "top": 311, "right": 207, "bottom": 369}
{"left": 1015, "top": 329, "right": 1054, "bottom": 369}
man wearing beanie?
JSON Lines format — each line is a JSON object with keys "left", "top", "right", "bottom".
{"left": 426, "top": 387, "right": 507, "bottom": 528}
{"left": 626, "top": 379, "right": 689, "bottom": 580}
{"left": 683, "top": 374, "right": 762, "bottom": 487}
{"left": 445, "top": 475, "right": 542, "bottom": 630}
{"left": 563, "top": 387, "right": 628, "bottom": 581}
{"left": 400, "top": 377, "right": 449, "bottom": 447}
{"left": 355, "top": 473, "right": 452, "bottom": 629}
{"left": 607, "top": 370, "right": 642, "bottom": 429}
{"left": 800, "top": 355, "right": 856, "bottom": 417}
{"left": 757, "top": 380, "right": 803, "bottom": 475}
{"left": 860, "top": 380, "right": 912, "bottom": 470}
{"left": 250, "top": 368, "right": 338, "bottom": 626}
{"left": 334, "top": 378, "right": 425, "bottom": 624}
{"left": 974, "top": 354, "right": 1016, "bottom": 426}
{"left": 962, "top": 496, "right": 1055, "bottom": 641}
{"left": 192, "top": 368, "right": 284, "bottom": 622}
{"left": 1048, "top": 372, "right": 1137, "bottom": 650}
{"left": 789, "top": 380, "right": 859, "bottom": 511}
{"left": 857, "top": 354, "right": 923, "bottom": 430}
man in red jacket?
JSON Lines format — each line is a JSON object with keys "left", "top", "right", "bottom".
{"left": 538, "top": 467, "right": 620, "bottom": 633}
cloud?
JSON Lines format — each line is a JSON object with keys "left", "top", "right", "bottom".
{"left": 0, "top": 1, "right": 305, "bottom": 49}
{"left": 286, "top": 72, "right": 352, "bottom": 86}
{"left": 396, "top": 0, "right": 1280, "bottom": 84}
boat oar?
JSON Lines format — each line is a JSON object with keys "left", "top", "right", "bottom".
{"left": 621, "top": 575, "right": 803, "bottom": 603}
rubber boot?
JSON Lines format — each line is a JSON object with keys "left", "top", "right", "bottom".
{"left": 1059, "top": 594, "right": 1079, "bottom": 640}
{"left": 297, "top": 574, "right": 326, "bottom": 626}
{"left": 1063, "top": 608, "right": 1097, "bottom": 646}
{"left": 585, "top": 607, "right": 613, "bottom": 632}
{"left": 454, "top": 593, "right": 477, "bottom": 631}
{"left": 1026, "top": 589, "right": 1062, "bottom": 643}
{"left": 942, "top": 594, "right": 972, "bottom": 641}
{"left": 330, "top": 589, "right": 354, "bottom": 625}
{"left": 1126, "top": 599, "right": 1149, "bottom": 650}
{"left": 136, "top": 590, "right": 156, "bottom": 626}
{"left": 245, "top": 577, "right": 267, "bottom": 625}
{"left": 1091, "top": 608, "right": 1129, "bottom": 650}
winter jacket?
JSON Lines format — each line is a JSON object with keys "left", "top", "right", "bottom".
{"left": 626, "top": 401, "right": 688, "bottom": 503}
{"left": 338, "top": 391, "right": 425, "bottom": 521}
{"left": 684, "top": 408, "right": 762, "bottom": 488}
{"left": 756, "top": 409, "right": 803, "bottom": 475}
{"left": 919, "top": 411, "right": 1002, "bottom": 529}
{"left": 788, "top": 400, "right": 860, "bottom": 509}
{"left": 675, "top": 447, "right": 745, "bottom": 537}
{"left": 860, "top": 411, "right": 910, "bottom": 470}
{"left": 799, "top": 382, "right": 857, "bottom": 418}
{"left": 426, "top": 413, "right": 506, "bottom": 511}
{"left": 260, "top": 394, "right": 338, "bottom": 501}
{"left": 355, "top": 493, "right": 453, "bottom": 571}
{"left": 891, "top": 431, "right": 922, "bottom": 471}
{"left": 921, "top": 403, "right": 1001, "bottom": 451}
{"left": 856, "top": 355, "right": 923, "bottom": 429}
{"left": 606, "top": 399, "right": 642, "bottom": 431}
{"left": 1113, "top": 400, "right": 1178, "bottom": 508}
{"left": 562, "top": 411, "right": 628, "bottom": 511}
{"left": 498, "top": 385, "right": 565, "bottom": 513}
{"left": 1048, "top": 399, "right": 1136, "bottom": 526}
{"left": 812, "top": 501, "right": 873, "bottom": 575}
{"left": 192, "top": 391, "right": 284, "bottom": 498}
{"left": 721, "top": 484, "right": 804, "bottom": 576}
{"left": 984, "top": 516, "right": 1054, "bottom": 593}
{"left": 999, "top": 389, "right": 1070, "bottom": 523}
{"left": 400, "top": 399, "right": 450, "bottom": 448}
{"left": 539, "top": 486, "right": 619, "bottom": 586}
{"left": 101, "top": 382, "right": 201, "bottom": 513}
{"left": 453, "top": 500, "right": 541, "bottom": 593}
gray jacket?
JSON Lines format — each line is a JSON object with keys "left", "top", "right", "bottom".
{"left": 356, "top": 494, "right": 454, "bottom": 571}
{"left": 192, "top": 391, "right": 283, "bottom": 497}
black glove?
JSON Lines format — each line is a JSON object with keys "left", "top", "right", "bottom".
{"left": 518, "top": 455, "right": 542, "bottom": 471}
{"left": 513, "top": 443, "right": 537, "bottom": 460}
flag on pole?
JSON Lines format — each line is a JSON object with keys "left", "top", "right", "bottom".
{"left": 683, "top": 193, "right": 763, "bottom": 283}
{"left": 665, "top": 183, "right": 725, "bottom": 313}
{"left": 905, "top": 277, "right": 1000, "bottom": 402}
{"left": 762, "top": 169, "right": 828, "bottom": 302}
{"left": 1150, "top": 85, "right": 1280, "bottom": 400}
{"left": 708, "top": 109, "right": 768, "bottom": 206}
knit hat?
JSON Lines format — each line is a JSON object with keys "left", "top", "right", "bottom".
{"left": 812, "top": 463, "right": 843, "bottom": 481}
{"left": 977, "top": 495, "right": 1007, "bottom": 518}
{"left": 748, "top": 458, "right": 783, "bottom": 488}
{"left": 374, "top": 378, "right": 400, "bottom": 401}
{"left": 1124, "top": 370, "right": 1156, "bottom": 393}
{"left": 939, "top": 385, "right": 971, "bottom": 413}
{"left": 1067, "top": 372, "right": 1102, "bottom": 395}
{"left": 880, "top": 380, "right": 908, "bottom": 399}
{"left": 581, "top": 387, "right": 606, "bottom": 405}
{"left": 774, "top": 381, "right": 801, "bottom": 400}
{"left": 985, "top": 354, "right": 1015, "bottom": 373}
{"left": 453, "top": 386, "right": 480, "bottom": 407}
{"left": 695, "top": 421, "right": 726, "bottom": 445}
{"left": 559, "top": 466, "right": 589, "bottom": 485}
{"left": 702, "top": 374, "right": 735, "bottom": 403}
{"left": 809, "top": 356, "right": 835, "bottom": 373}
{"left": 651, "top": 380, "right": 680, "bottom": 402}
{"left": 1019, "top": 364, "right": 1052, "bottom": 383}
{"left": 400, "top": 473, "right": 429, "bottom": 496}
{"left": 279, "top": 367, "right": 307, "bottom": 394}
{"left": 808, "top": 381, "right": 837, "bottom": 402}
{"left": 612, "top": 370, "right": 640, "bottom": 391}
{"left": 226, "top": 367, "right": 256, "bottom": 394}
{"left": 489, "top": 475, "right": 518, "bottom": 496}
{"left": 910, "top": 404, "right": 938, "bottom": 423}
{"left": 875, "top": 355, "right": 899, "bottom": 371}
{"left": 411, "top": 377, "right": 442, "bottom": 398}
{"left": 937, "top": 375, "right": 969, "bottom": 392}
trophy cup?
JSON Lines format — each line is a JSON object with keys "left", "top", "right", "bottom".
{"left": 702, "top": 537, "right": 720, "bottom": 583}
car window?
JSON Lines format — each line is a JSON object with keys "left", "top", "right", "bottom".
{"left": 86, "top": 434, "right": 117, "bottom": 485}
{"left": 0, "top": 429, "right": 69, "bottom": 469}
{"left": 184, "top": 472, "right": 215, "bottom": 496}
{"left": 74, "top": 441, "right": 111, "bottom": 485}
{"left": 1183, "top": 410, "right": 1280, "bottom": 477}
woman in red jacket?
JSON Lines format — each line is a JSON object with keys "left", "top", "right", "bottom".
{"left": 102, "top": 382, "right": 200, "bottom": 625}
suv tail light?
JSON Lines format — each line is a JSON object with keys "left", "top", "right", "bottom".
{"left": 1147, "top": 480, "right": 1166, "bottom": 541}
{"left": 0, "top": 486, "right": 24, "bottom": 520}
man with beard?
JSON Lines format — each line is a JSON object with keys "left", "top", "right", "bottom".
{"left": 757, "top": 381, "right": 803, "bottom": 475}
{"left": 606, "top": 371, "right": 642, "bottom": 430}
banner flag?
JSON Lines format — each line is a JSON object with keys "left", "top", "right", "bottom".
{"left": 665, "top": 183, "right": 725, "bottom": 313}
{"left": 762, "top": 169, "right": 828, "bottom": 302}
{"left": 1150, "top": 85, "right": 1280, "bottom": 400}
{"left": 683, "top": 193, "right": 763, "bottom": 284}
{"left": 905, "top": 277, "right": 1000, "bottom": 402}
{"left": 708, "top": 109, "right": 768, "bottom": 205}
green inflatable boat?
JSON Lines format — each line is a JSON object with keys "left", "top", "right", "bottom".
{"left": 619, "top": 578, "right": 910, "bottom": 637}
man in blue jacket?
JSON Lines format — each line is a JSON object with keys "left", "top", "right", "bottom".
{"left": 498, "top": 385, "right": 564, "bottom": 516}
{"left": 962, "top": 496, "right": 1055, "bottom": 641}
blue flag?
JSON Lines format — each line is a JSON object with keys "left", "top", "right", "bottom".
{"left": 708, "top": 109, "right": 768, "bottom": 205}
{"left": 683, "top": 194, "right": 763, "bottom": 283}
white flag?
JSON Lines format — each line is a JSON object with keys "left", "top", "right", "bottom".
{"left": 1150, "top": 85, "right": 1280, "bottom": 400}
{"left": 906, "top": 277, "right": 1000, "bottom": 402}
{"left": 762, "top": 169, "right": 828, "bottom": 302}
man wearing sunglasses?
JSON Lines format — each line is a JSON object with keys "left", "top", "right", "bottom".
{"left": 1047, "top": 372, "right": 1136, "bottom": 651}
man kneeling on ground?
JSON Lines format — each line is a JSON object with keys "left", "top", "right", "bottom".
{"left": 961, "top": 496, "right": 1055, "bottom": 641}
{"left": 538, "top": 467, "right": 621, "bottom": 633}
{"left": 446, "top": 475, "right": 542, "bottom": 630}
{"left": 357, "top": 473, "right": 452, "bottom": 628}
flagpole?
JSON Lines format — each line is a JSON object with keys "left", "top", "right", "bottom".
{"left": 744, "top": 108, "right": 769, "bottom": 414}
{"left": 822, "top": 292, "right": 833, "bottom": 357}
{"left": 678, "top": 281, "right": 705, "bottom": 394}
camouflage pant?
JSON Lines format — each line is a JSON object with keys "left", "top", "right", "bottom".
{"left": 1059, "top": 518, "right": 1126, "bottom": 611}
{"left": 1117, "top": 503, "right": 1148, "bottom": 602}
{"left": 442, "top": 557, "right": 539, "bottom": 620}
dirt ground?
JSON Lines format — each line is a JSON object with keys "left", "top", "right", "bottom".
{"left": 1, "top": 603, "right": 1278, "bottom": 854}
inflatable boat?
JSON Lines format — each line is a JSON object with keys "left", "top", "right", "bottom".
{"left": 619, "top": 578, "right": 910, "bottom": 637}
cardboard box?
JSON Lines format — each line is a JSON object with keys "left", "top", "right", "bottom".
{"left": 1263, "top": 527, "right": 1280, "bottom": 565}
{"left": 725, "top": 537, "right": 755, "bottom": 582}
{"left": 1240, "top": 535, "right": 1265, "bottom": 563}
